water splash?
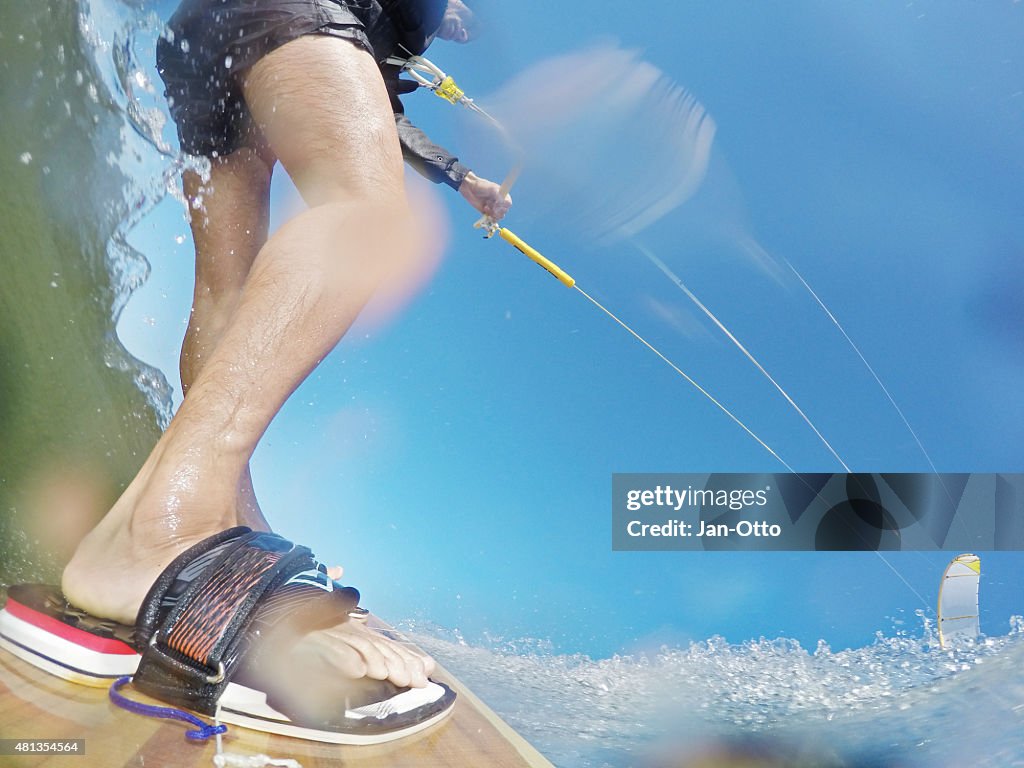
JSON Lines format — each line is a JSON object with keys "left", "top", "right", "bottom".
{"left": 79, "top": 0, "right": 186, "bottom": 427}
{"left": 405, "top": 620, "right": 1024, "bottom": 767}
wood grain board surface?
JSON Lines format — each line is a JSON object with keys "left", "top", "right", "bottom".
{"left": 0, "top": 633, "right": 553, "bottom": 768}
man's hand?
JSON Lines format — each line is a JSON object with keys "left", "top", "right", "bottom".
{"left": 458, "top": 171, "right": 512, "bottom": 221}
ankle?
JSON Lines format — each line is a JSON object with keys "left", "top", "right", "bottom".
{"left": 61, "top": 503, "right": 231, "bottom": 623}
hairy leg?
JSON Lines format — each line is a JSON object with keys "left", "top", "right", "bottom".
{"left": 62, "top": 35, "right": 428, "bottom": 686}
{"left": 181, "top": 147, "right": 275, "bottom": 531}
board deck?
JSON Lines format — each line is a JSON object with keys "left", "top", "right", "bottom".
{"left": 0, "top": 618, "right": 553, "bottom": 768}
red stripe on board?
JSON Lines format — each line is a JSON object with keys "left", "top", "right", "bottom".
{"left": 5, "top": 598, "right": 138, "bottom": 656}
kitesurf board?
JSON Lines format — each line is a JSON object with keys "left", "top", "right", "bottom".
{"left": 0, "top": 613, "right": 553, "bottom": 768}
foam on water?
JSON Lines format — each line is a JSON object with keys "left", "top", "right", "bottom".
{"left": 404, "top": 618, "right": 1024, "bottom": 767}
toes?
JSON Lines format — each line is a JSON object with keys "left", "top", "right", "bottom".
{"left": 366, "top": 634, "right": 430, "bottom": 688}
{"left": 291, "top": 620, "right": 437, "bottom": 693}
{"left": 388, "top": 643, "right": 428, "bottom": 689}
{"left": 372, "top": 639, "right": 413, "bottom": 688}
{"left": 330, "top": 624, "right": 392, "bottom": 681}
{"left": 418, "top": 648, "right": 437, "bottom": 678}
{"left": 325, "top": 623, "right": 429, "bottom": 688}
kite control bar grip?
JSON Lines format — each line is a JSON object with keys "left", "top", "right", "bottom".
{"left": 499, "top": 228, "right": 575, "bottom": 288}
{"left": 433, "top": 75, "right": 465, "bottom": 105}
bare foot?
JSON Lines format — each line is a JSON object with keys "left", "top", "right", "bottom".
{"left": 283, "top": 620, "right": 433, "bottom": 690}
{"left": 61, "top": 455, "right": 431, "bottom": 690}
{"left": 61, "top": 444, "right": 238, "bottom": 624}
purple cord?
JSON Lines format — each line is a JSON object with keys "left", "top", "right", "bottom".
{"left": 109, "top": 676, "right": 228, "bottom": 741}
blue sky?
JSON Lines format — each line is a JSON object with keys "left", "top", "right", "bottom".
{"left": 121, "top": 0, "right": 1024, "bottom": 657}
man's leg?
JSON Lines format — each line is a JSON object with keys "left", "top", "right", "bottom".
{"left": 62, "top": 34, "right": 429, "bottom": 687}
{"left": 180, "top": 147, "right": 275, "bottom": 531}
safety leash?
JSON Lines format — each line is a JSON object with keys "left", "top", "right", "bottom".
{"left": 109, "top": 677, "right": 301, "bottom": 768}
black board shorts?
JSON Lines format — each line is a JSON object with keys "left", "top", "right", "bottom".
{"left": 157, "top": 0, "right": 376, "bottom": 158}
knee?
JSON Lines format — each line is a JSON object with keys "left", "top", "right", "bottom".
{"left": 298, "top": 158, "right": 408, "bottom": 213}
{"left": 318, "top": 193, "right": 417, "bottom": 255}
{"left": 280, "top": 195, "right": 421, "bottom": 294}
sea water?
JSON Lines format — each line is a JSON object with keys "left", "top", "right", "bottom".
{"left": 408, "top": 618, "right": 1024, "bottom": 767}
{"left": 2, "top": 3, "right": 1022, "bottom": 767}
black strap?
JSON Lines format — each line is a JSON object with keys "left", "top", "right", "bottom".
{"left": 133, "top": 529, "right": 359, "bottom": 715}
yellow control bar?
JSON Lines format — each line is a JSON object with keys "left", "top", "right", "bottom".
{"left": 498, "top": 228, "right": 575, "bottom": 288}
{"left": 433, "top": 75, "right": 465, "bottom": 105}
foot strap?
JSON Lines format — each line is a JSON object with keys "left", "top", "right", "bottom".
{"left": 133, "top": 528, "right": 359, "bottom": 715}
